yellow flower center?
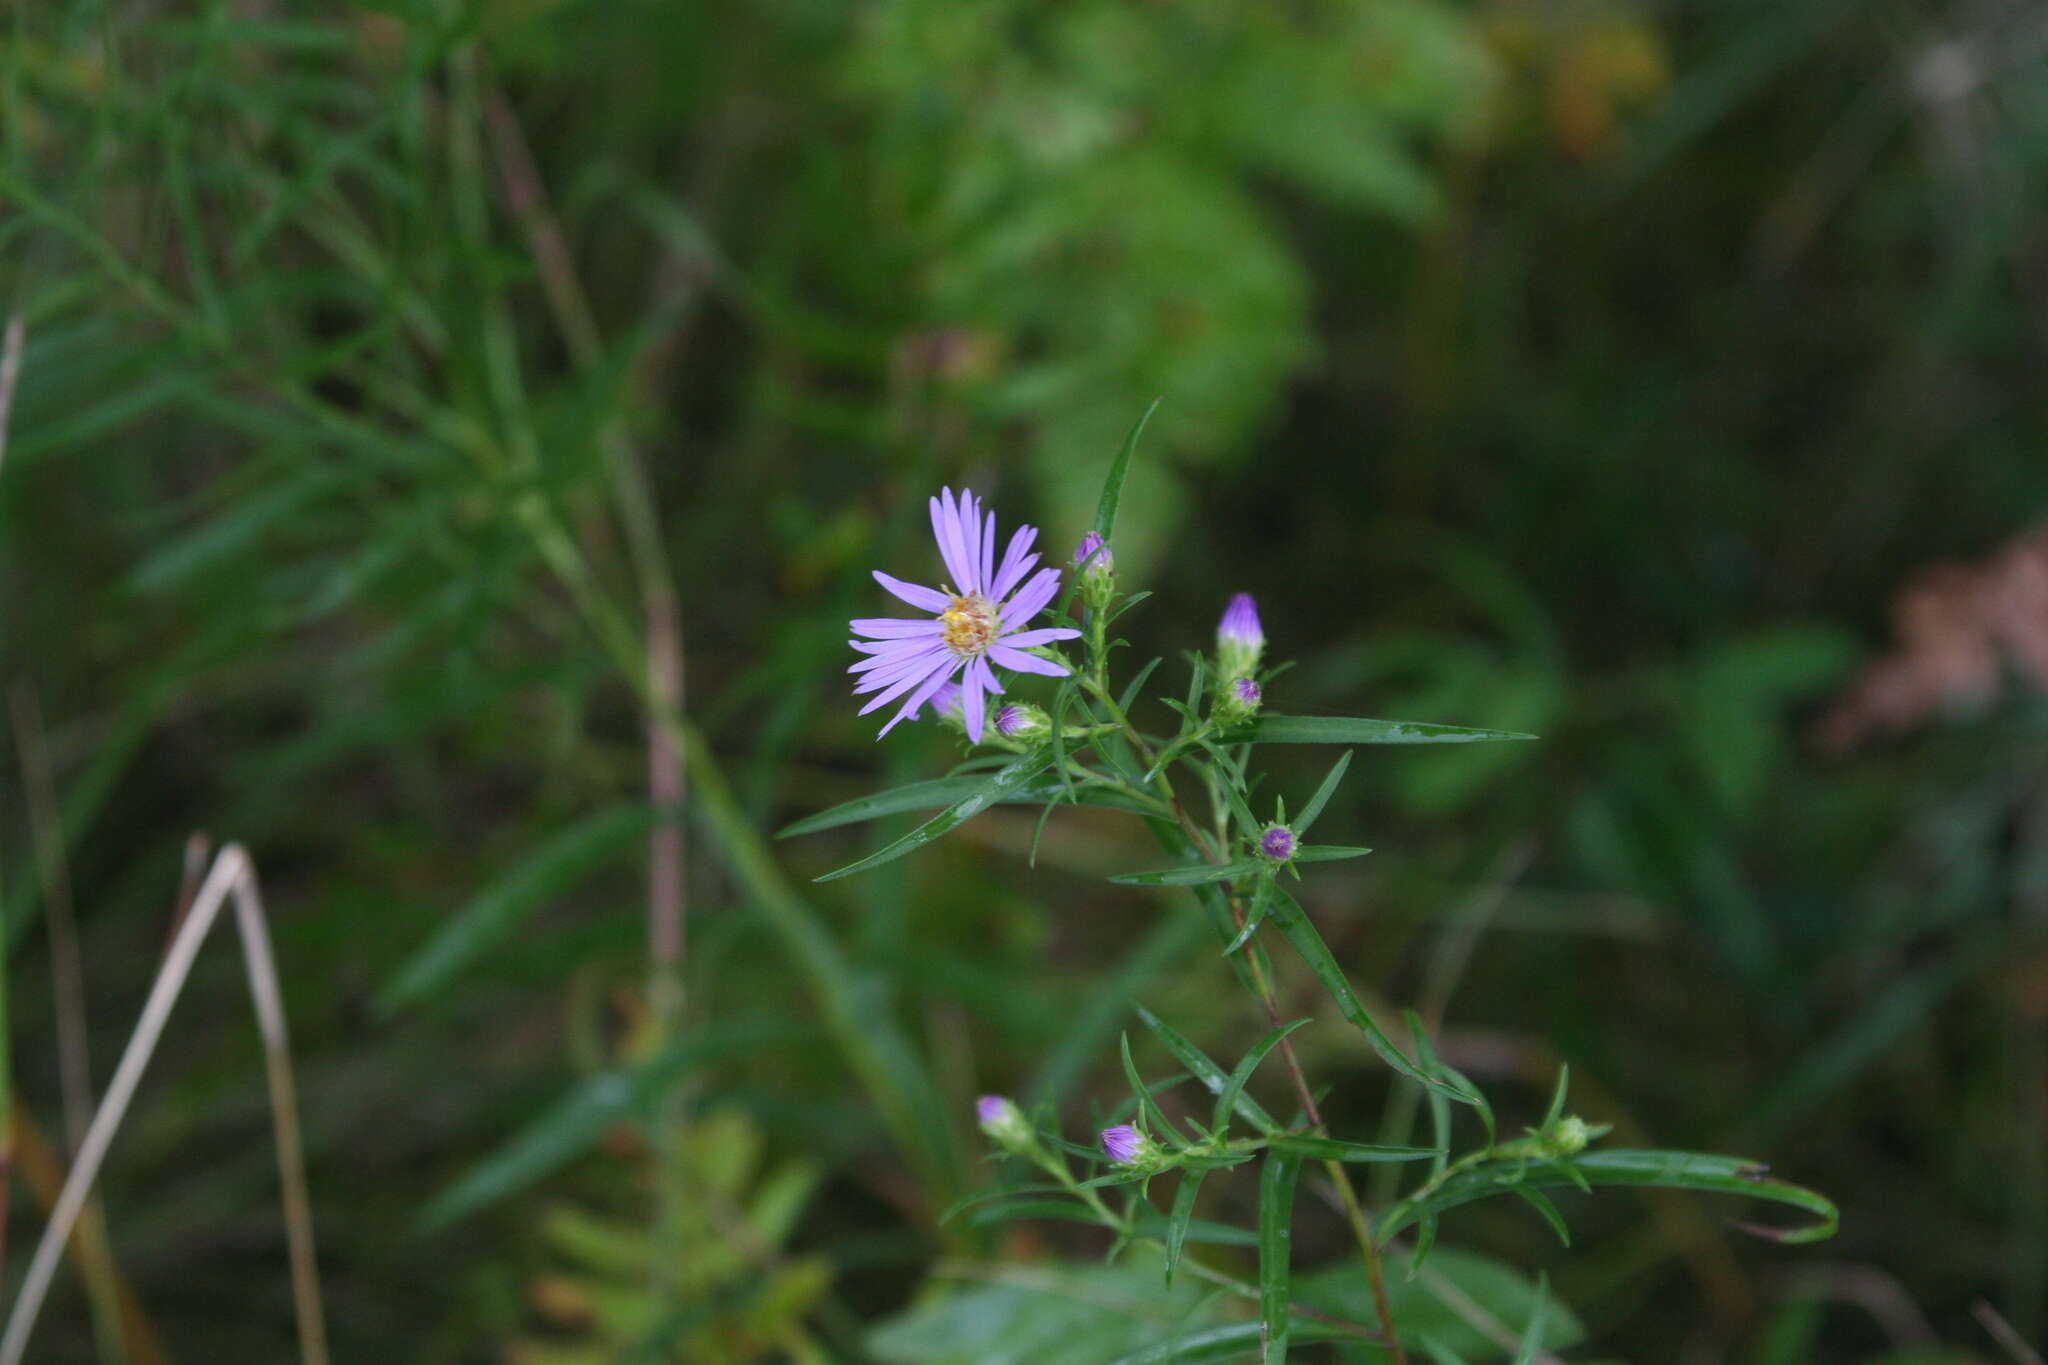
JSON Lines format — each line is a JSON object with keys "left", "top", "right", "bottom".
{"left": 940, "top": 592, "right": 998, "bottom": 657}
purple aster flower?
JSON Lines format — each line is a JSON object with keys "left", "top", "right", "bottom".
{"left": 1232, "top": 677, "right": 1261, "bottom": 707}
{"left": 1100, "top": 1123, "right": 1147, "bottom": 1167}
{"left": 849, "top": 488, "right": 1082, "bottom": 742}
{"left": 1258, "top": 825, "right": 1297, "bottom": 861}
{"left": 976, "top": 1095, "right": 1010, "bottom": 1126}
{"left": 1218, "top": 593, "right": 1263, "bottom": 651}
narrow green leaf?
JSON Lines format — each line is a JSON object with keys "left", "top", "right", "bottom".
{"left": 1510, "top": 1275, "right": 1549, "bottom": 1365}
{"left": 1541, "top": 1064, "right": 1571, "bottom": 1130}
{"left": 1132, "top": 1004, "right": 1279, "bottom": 1133}
{"left": 1111, "top": 858, "right": 1264, "bottom": 887}
{"left": 1259, "top": 1152, "right": 1301, "bottom": 1365}
{"left": 379, "top": 804, "right": 654, "bottom": 1013}
{"left": 1229, "top": 714, "right": 1538, "bottom": 745}
{"left": 1163, "top": 1171, "right": 1205, "bottom": 1284}
{"left": 1409, "top": 1213, "right": 1439, "bottom": 1275}
{"left": 1419, "top": 1336, "right": 1473, "bottom": 1365}
{"left": 1120, "top": 1031, "right": 1180, "bottom": 1143}
{"left": 1511, "top": 1186, "right": 1572, "bottom": 1247}
{"left": 1265, "top": 1136, "right": 1440, "bottom": 1163}
{"left": 968, "top": 1200, "right": 1102, "bottom": 1228}
{"left": 1263, "top": 887, "right": 1476, "bottom": 1103}
{"left": 1378, "top": 1149, "right": 1839, "bottom": 1244}
{"left": 1094, "top": 397, "right": 1162, "bottom": 542}
{"left": 814, "top": 748, "right": 1052, "bottom": 881}
{"left": 1407, "top": 1013, "right": 1452, "bottom": 1184}
{"left": 1292, "top": 845, "right": 1372, "bottom": 863}
{"left": 1102, "top": 1320, "right": 1359, "bottom": 1365}
{"left": 1118, "top": 655, "right": 1165, "bottom": 715}
{"left": 1221, "top": 878, "right": 1273, "bottom": 957}
{"left": 1211, "top": 1018, "right": 1310, "bottom": 1136}
{"left": 1293, "top": 751, "right": 1351, "bottom": 837}
{"left": 938, "top": 1183, "right": 1072, "bottom": 1225}
{"left": 778, "top": 773, "right": 1148, "bottom": 837}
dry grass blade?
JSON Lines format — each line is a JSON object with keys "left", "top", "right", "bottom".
{"left": 0, "top": 846, "right": 330, "bottom": 1365}
{"left": 1975, "top": 1301, "right": 2048, "bottom": 1365}
{"left": 8, "top": 683, "right": 130, "bottom": 1363}
{"left": 0, "top": 314, "right": 23, "bottom": 473}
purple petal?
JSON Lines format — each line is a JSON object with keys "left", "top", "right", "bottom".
{"left": 991, "top": 524, "right": 1041, "bottom": 602}
{"left": 961, "top": 657, "right": 994, "bottom": 741}
{"left": 930, "top": 490, "right": 974, "bottom": 594}
{"left": 858, "top": 656, "right": 955, "bottom": 714}
{"left": 879, "top": 665, "right": 958, "bottom": 738}
{"left": 989, "top": 645, "right": 1070, "bottom": 677}
{"left": 854, "top": 646, "right": 953, "bottom": 692}
{"left": 873, "top": 570, "right": 951, "bottom": 614}
{"left": 848, "top": 640, "right": 945, "bottom": 674}
{"left": 979, "top": 500, "right": 996, "bottom": 597}
{"left": 996, "top": 626, "right": 1079, "bottom": 649}
{"left": 999, "top": 566, "right": 1061, "bottom": 624}
{"left": 851, "top": 617, "right": 943, "bottom": 639}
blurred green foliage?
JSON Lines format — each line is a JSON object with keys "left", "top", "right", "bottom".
{"left": 3, "top": 0, "right": 2047, "bottom": 1359}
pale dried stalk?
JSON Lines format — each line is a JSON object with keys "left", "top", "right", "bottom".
{"left": 0, "top": 314, "right": 23, "bottom": 474}
{"left": 7, "top": 683, "right": 129, "bottom": 1364}
{"left": 0, "top": 847, "right": 329, "bottom": 1365}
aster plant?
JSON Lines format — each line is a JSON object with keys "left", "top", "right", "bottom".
{"left": 791, "top": 410, "right": 1837, "bottom": 1362}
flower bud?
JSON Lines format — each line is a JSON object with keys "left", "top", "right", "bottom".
{"left": 1216, "top": 593, "right": 1265, "bottom": 678}
{"left": 1215, "top": 673, "right": 1262, "bottom": 726}
{"left": 1099, "top": 1123, "right": 1166, "bottom": 1172}
{"left": 1537, "top": 1114, "right": 1591, "bottom": 1159}
{"left": 1073, "top": 532, "right": 1115, "bottom": 610}
{"left": 924, "top": 681, "right": 966, "bottom": 734}
{"left": 1257, "top": 824, "right": 1297, "bottom": 862}
{"left": 976, "top": 1095, "right": 1034, "bottom": 1151}
{"left": 992, "top": 702, "right": 1049, "bottom": 743}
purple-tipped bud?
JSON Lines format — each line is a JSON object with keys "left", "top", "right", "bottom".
{"left": 1074, "top": 531, "right": 1115, "bottom": 608}
{"left": 1218, "top": 594, "right": 1263, "bottom": 650}
{"left": 1258, "top": 824, "right": 1297, "bottom": 861}
{"left": 1100, "top": 1124, "right": 1147, "bottom": 1167}
{"left": 1233, "top": 677, "right": 1261, "bottom": 707}
{"left": 993, "top": 702, "right": 1047, "bottom": 741}
{"left": 976, "top": 1094, "right": 1031, "bottom": 1149}
{"left": 1217, "top": 593, "right": 1265, "bottom": 679}
{"left": 1073, "top": 531, "right": 1111, "bottom": 572}
{"left": 920, "top": 681, "right": 967, "bottom": 733}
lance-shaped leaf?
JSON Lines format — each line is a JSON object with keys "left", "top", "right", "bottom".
{"left": 1111, "top": 858, "right": 1265, "bottom": 887}
{"left": 1264, "top": 886, "right": 1477, "bottom": 1103}
{"left": 814, "top": 748, "right": 1053, "bottom": 881}
{"left": 1094, "top": 398, "right": 1162, "bottom": 541}
{"left": 1259, "top": 1152, "right": 1302, "bottom": 1365}
{"left": 1292, "top": 845, "right": 1372, "bottom": 863}
{"left": 1212, "top": 1018, "right": 1310, "bottom": 1136}
{"left": 1133, "top": 1004, "right": 1279, "bottom": 1133}
{"left": 1293, "top": 750, "right": 1351, "bottom": 837}
{"left": 1377, "top": 1149, "right": 1838, "bottom": 1244}
{"left": 1265, "top": 1135, "right": 1441, "bottom": 1164}
{"left": 779, "top": 773, "right": 1150, "bottom": 838}
{"left": 1224, "top": 713, "right": 1537, "bottom": 745}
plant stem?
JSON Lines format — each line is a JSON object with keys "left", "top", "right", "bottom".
{"left": 1077, "top": 656, "right": 1411, "bottom": 1362}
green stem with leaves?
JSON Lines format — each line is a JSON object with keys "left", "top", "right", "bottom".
{"left": 1076, "top": 616, "right": 1412, "bottom": 1364}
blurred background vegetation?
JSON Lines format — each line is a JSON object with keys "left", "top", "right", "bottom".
{"left": 3, "top": 0, "right": 2046, "bottom": 1359}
